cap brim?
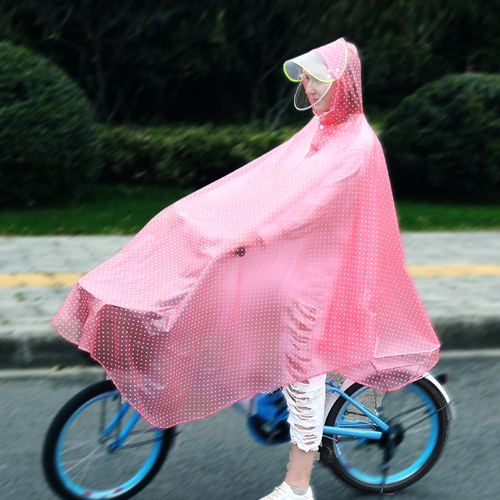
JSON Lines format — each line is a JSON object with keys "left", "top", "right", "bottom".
{"left": 283, "top": 52, "right": 334, "bottom": 83}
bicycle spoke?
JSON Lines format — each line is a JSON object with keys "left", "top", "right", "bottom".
{"left": 43, "top": 381, "right": 175, "bottom": 499}
{"left": 383, "top": 402, "right": 428, "bottom": 422}
{"left": 321, "top": 379, "right": 449, "bottom": 494}
{"left": 62, "top": 444, "right": 109, "bottom": 475}
{"left": 113, "top": 427, "right": 162, "bottom": 450}
{"left": 401, "top": 405, "right": 448, "bottom": 433}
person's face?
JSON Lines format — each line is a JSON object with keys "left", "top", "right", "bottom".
{"left": 302, "top": 72, "right": 335, "bottom": 113}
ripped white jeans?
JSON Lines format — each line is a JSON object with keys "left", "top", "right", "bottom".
{"left": 283, "top": 373, "right": 326, "bottom": 452}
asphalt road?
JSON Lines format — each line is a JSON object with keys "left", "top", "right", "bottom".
{"left": 1, "top": 351, "right": 499, "bottom": 500}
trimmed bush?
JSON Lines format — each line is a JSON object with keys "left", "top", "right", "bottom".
{"left": 0, "top": 41, "right": 101, "bottom": 207}
{"left": 4, "top": 1, "right": 500, "bottom": 124}
{"left": 98, "top": 125, "right": 165, "bottom": 184}
{"left": 380, "top": 73, "right": 500, "bottom": 202}
{"left": 99, "top": 124, "right": 297, "bottom": 188}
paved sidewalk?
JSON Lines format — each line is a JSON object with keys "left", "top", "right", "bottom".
{"left": 1, "top": 233, "right": 499, "bottom": 368}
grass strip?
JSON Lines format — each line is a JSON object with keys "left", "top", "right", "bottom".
{"left": 396, "top": 201, "right": 500, "bottom": 231}
{"left": 0, "top": 184, "right": 191, "bottom": 235}
{"left": 1, "top": 184, "right": 500, "bottom": 235}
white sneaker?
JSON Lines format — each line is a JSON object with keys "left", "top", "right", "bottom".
{"left": 259, "top": 481, "right": 314, "bottom": 500}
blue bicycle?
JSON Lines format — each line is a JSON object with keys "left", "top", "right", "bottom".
{"left": 42, "top": 372, "right": 452, "bottom": 498}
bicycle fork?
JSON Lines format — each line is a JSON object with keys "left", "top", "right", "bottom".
{"left": 99, "top": 400, "right": 141, "bottom": 452}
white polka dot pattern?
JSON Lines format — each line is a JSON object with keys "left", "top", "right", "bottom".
{"left": 53, "top": 38, "right": 440, "bottom": 429}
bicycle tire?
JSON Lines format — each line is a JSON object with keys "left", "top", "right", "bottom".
{"left": 320, "top": 377, "right": 449, "bottom": 494}
{"left": 42, "top": 380, "right": 175, "bottom": 500}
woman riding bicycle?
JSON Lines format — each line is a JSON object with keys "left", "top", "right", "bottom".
{"left": 53, "top": 38, "right": 440, "bottom": 500}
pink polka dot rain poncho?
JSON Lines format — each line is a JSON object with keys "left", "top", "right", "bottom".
{"left": 53, "top": 38, "right": 440, "bottom": 429}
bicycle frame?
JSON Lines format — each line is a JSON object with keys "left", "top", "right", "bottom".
{"left": 322, "top": 381, "right": 389, "bottom": 441}
{"left": 99, "top": 372, "right": 455, "bottom": 454}
{"left": 322, "top": 373, "right": 453, "bottom": 443}
{"left": 102, "top": 381, "right": 391, "bottom": 453}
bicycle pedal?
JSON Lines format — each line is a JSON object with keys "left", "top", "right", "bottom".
{"left": 319, "top": 444, "right": 335, "bottom": 466}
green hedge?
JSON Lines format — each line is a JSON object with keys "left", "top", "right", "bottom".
{"left": 99, "top": 124, "right": 297, "bottom": 188}
{"left": 3, "top": 1, "right": 499, "bottom": 124}
{"left": 0, "top": 41, "right": 102, "bottom": 207}
{"left": 380, "top": 73, "right": 500, "bottom": 202}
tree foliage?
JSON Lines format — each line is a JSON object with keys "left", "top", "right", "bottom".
{"left": 381, "top": 73, "right": 500, "bottom": 202}
{"left": 98, "top": 123, "right": 295, "bottom": 188}
{"left": 0, "top": 0, "right": 499, "bottom": 126}
{"left": 0, "top": 41, "right": 101, "bottom": 207}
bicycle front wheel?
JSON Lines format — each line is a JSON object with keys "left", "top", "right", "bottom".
{"left": 320, "top": 377, "right": 449, "bottom": 494}
{"left": 42, "top": 380, "right": 175, "bottom": 500}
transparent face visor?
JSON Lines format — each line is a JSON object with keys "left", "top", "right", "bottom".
{"left": 283, "top": 52, "right": 335, "bottom": 111}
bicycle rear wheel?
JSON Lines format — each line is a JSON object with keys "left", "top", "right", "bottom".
{"left": 42, "top": 380, "right": 175, "bottom": 500}
{"left": 320, "top": 377, "right": 449, "bottom": 494}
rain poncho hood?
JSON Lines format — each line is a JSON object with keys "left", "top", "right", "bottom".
{"left": 284, "top": 40, "right": 343, "bottom": 111}
{"left": 53, "top": 38, "right": 440, "bottom": 429}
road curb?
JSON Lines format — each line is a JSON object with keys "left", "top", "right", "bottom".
{"left": 0, "top": 327, "right": 94, "bottom": 368}
{"left": 1, "top": 317, "right": 499, "bottom": 368}
{"left": 432, "top": 316, "right": 500, "bottom": 350}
